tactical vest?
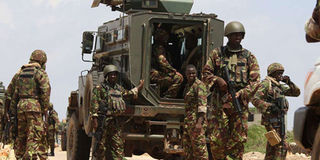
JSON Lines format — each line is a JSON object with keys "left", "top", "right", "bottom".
{"left": 262, "top": 80, "right": 289, "bottom": 125}
{"left": 16, "top": 65, "right": 41, "bottom": 99}
{"left": 215, "top": 46, "right": 250, "bottom": 90}
{"left": 101, "top": 83, "right": 126, "bottom": 115}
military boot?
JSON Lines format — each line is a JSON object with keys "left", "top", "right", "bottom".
{"left": 49, "top": 147, "right": 55, "bottom": 156}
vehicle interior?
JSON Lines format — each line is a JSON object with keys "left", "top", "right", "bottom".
{"left": 149, "top": 21, "right": 205, "bottom": 99}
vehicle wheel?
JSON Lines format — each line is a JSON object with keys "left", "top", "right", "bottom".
{"left": 67, "top": 114, "right": 92, "bottom": 160}
{"left": 61, "top": 131, "right": 67, "bottom": 151}
{"left": 312, "top": 125, "right": 320, "bottom": 160}
{"left": 148, "top": 142, "right": 165, "bottom": 159}
{"left": 84, "top": 73, "right": 93, "bottom": 135}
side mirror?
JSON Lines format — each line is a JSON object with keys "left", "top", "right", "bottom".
{"left": 82, "top": 32, "right": 95, "bottom": 54}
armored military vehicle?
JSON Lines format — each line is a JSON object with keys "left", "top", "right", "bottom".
{"left": 66, "top": 0, "right": 224, "bottom": 159}
{"left": 294, "top": 57, "right": 320, "bottom": 160}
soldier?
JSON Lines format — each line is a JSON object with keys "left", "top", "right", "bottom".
{"left": 90, "top": 64, "right": 144, "bottom": 160}
{"left": 182, "top": 64, "right": 208, "bottom": 160}
{"left": 10, "top": 50, "right": 51, "bottom": 160}
{"left": 306, "top": 1, "right": 320, "bottom": 42}
{"left": 252, "top": 63, "right": 300, "bottom": 160}
{"left": 3, "top": 69, "right": 21, "bottom": 145}
{"left": 150, "top": 28, "right": 183, "bottom": 98}
{"left": 47, "top": 103, "right": 59, "bottom": 156}
{"left": 202, "top": 21, "right": 260, "bottom": 159}
{"left": 0, "top": 99, "right": 3, "bottom": 141}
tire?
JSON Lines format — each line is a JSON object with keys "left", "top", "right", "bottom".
{"left": 61, "top": 131, "right": 67, "bottom": 151}
{"left": 67, "top": 114, "right": 92, "bottom": 160}
{"left": 312, "top": 125, "right": 320, "bottom": 160}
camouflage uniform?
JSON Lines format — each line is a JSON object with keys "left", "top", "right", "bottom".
{"left": 150, "top": 29, "right": 183, "bottom": 98}
{"left": 252, "top": 63, "right": 300, "bottom": 160}
{"left": 10, "top": 50, "right": 51, "bottom": 160}
{"left": 90, "top": 81, "right": 138, "bottom": 160}
{"left": 47, "top": 104, "right": 59, "bottom": 156}
{"left": 0, "top": 99, "right": 3, "bottom": 140}
{"left": 202, "top": 45, "right": 260, "bottom": 159}
{"left": 4, "top": 71, "right": 21, "bottom": 145}
{"left": 182, "top": 78, "right": 208, "bottom": 160}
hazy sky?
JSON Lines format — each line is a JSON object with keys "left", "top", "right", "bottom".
{"left": 0, "top": 0, "right": 319, "bottom": 130}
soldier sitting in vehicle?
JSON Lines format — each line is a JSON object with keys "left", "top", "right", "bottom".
{"left": 252, "top": 63, "right": 300, "bottom": 160}
{"left": 150, "top": 28, "right": 184, "bottom": 98}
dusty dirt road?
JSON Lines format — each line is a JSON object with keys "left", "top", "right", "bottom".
{"left": 48, "top": 147, "right": 311, "bottom": 160}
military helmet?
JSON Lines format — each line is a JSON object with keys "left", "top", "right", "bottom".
{"left": 49, "top": 102, "right": 53, "bottom": 109}
{"left": 224, "top": 21, "right": 245, "bottom": 36}
{"left": 103, "top": 64, "right": 119, "bottom": 76}
{"left": 30, "top": 50, "right": 47, "bottom": 65}
{"left": 267, "top": 63, "right": 284, "bottom": 76}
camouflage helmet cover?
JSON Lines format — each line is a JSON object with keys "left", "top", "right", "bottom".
{"left": 103, "top": 64, "right": 119, "bottom": 76}
{"left": 30, "top": 50, "right": 47, "bottom": 65}
{"left": 49, "top": 102, "right": 53, "bottom": 109}
{"left": 224, "top": 21, "right": 245, "bottom": 36}
{"left": 267, "top": 63, "right": 284, "bottom": 76}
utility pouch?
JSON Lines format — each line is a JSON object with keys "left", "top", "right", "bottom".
{"left": 265, "top": 129, "right": 281, "bottom": 146}
{"left": 269, "top": 117, "right": 278, "bottom": 124}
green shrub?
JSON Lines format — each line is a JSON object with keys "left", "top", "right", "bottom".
{"left": 245, "top": 124, "right": 267, "bottom": 153}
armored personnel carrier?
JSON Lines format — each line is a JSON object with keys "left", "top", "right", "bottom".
{"left": 66, "top": 0, "right": 224, "bottom": 159}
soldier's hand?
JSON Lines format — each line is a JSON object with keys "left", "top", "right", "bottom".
{"left": 137, "top": 80, "right": 145, "bottom": 91}
{"left": 281, "top": 75, "right": 290, "bottom": 84}
{"left": 195, "top": 116, "right": 205, "bottom": 131}
{"left": 223, "top": 102, "right": 232, "bottom": 109}
{"left": 92, "top": 117, "right": 98, "bottom": 131}
{"left": 215, "top": 77, "right": 227, "bottom": 94}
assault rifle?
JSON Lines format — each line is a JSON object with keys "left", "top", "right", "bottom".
{"left": 275, "top": 97, "right": 286, "bottom": 160}
{"left": 92, "top": 102, "right": 108, "bottom": 157}
{"left": 222, "top": 65, "right": 244, "bottom": 125}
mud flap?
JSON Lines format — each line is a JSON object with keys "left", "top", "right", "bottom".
{"left": 294, "top": 107, "right": 309, "bottom": 149}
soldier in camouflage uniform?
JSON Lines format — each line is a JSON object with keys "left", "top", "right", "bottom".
{"left": 252, "top": 63, "right": 300, "bottom": 160}
{"left": 90, "top": 64, "right": 144, "bottom": 160}
{"left": 10, "top": 50, "right": 51, "bottom": 160}
{"left": 47, "top": 103, "right": 59, "bottom": 156}
{"left": 0, "top": 99, "right": 3, "bottom": 140}
{"left": 150, "top": 28, "right": 183, "bottom": 98}
{"left": 202, "top": 21, "right": 260, "bottom": 159}
{"left": 4, "top": 69, "right": 21, "bottom": 144}
{"left": 306, "top": 0, "right": 320, "bottom": 42}
{"left": 182, "top": 64, "right": 208, "bottom": 160}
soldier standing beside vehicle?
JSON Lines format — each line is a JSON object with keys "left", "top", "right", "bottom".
{"left": 90, "top": 64, "right": 144, "bottom": 160}
{"left": 47, "top": 103, "right": 59, "bottom": 156}
{"left": 150, "top": 28, "right": 183, "bottom": 98}
{"left": 202, "top": 21, "right": 260, "bottom": 159}
{"left": 182, "top": 64, "right": 208, "bottom": 160}
{"left": 0, "top": 99, "right": 3, "bottom": 141}
{"left": 10, "top": 50, "right": 51, "bottom": 160}
{"left": 252, "top": 63, "right": 300, "bottom": 160}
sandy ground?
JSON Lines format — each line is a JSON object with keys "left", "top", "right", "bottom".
{"left": 0, "top": 145, "right": 311, "bottom": 160}
{"left": 48, "top": 148, "right": 311, "bottom": 160}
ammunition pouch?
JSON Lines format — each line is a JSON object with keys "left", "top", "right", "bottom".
{"left": 265, "top": 129, "right": 281, "bottom": 146}
{"left": 108, "top": 90, "right": 126, "bottom": 115}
